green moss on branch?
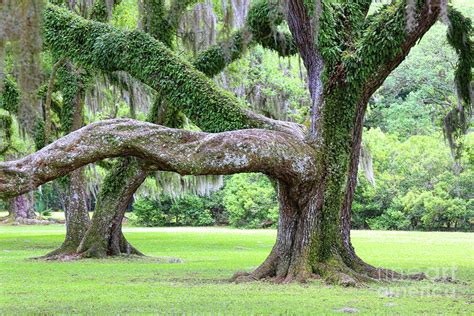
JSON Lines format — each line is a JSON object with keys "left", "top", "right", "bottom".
{"left": 0, "top": 75, "right": 20, "bottom": 113}
{"left": 44, "top": 5, "right": 252, "bottom": 133}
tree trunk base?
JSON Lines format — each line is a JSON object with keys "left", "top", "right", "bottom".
{"left": 41, "top": 240, "right": 81, "bottom": 259}
{"left": 78, "top": 232, "right": 144, "bottom": 258}
{"left": 39, "top": 233, "right": 143, "bottom": 260}
{"left": 231, "top": 249, "right": 426, "bottom": 286}
{"left": 230, "top": 182, "right": 427, "bottom": 286}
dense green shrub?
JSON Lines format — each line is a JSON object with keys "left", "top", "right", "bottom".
{"left": 132, "top": 198, "right": 167, "bottom": 227}
{"left": 222, "top": 173, "right": 279, "bottom": 228}
{"left": 169, "top": 196, "right": 214, "bottom": 226}
{"left": 132, "top": 195, "right": 215, "bottom": 227}
{"left": 353, "top": 129, "right": 473, "bottom": 231}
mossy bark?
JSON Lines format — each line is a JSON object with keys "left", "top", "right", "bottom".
{"left": 233, "top": 125, "right": 395, "bottom": 285}
{"left": 233, "top": 87, "right": 427, "bottom": 285}
{"left": 78, "top": 158, "right": 147, "bottom": 257}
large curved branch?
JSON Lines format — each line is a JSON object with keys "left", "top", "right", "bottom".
{"left": 43, "top": 5, "right": 304, "bottom": 137}
{"left": 0, "top": 119, "right": 316, "bottom": 199}
{"left": 347, "top": 1, "right": 441, "bottom": 99}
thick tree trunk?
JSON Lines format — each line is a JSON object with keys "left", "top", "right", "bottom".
{"left": 3, "top": 154, "right": 36, "bottom": 222}
{"left": 46, "top": 62, "right": 91, "bottom": 257}
{"left": 234, "top": 95, "right": 424, "bottom": 286}
{"left": 78, "top": 98, "right": 182, "bottom": 258}
{"left": 78, "top": 158, "right": 147, "bottom": 257}
{"left": 234, "top": 179, "right": 359, "bottom": 285}
{"left": 47, "top": 169, "right": 91, "bottom": 256}
{"left": 7, "top": 192, "right": 35, "bottom": 220}
{"left": 234, "top": 178, "right": 406, "bottom": 286}
{"left": 235, "top": 0, "right": 438, "bottom": 285}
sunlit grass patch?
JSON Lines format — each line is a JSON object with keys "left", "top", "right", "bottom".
{"left": 0, "top": 226, "right": 472, "bottom": 314}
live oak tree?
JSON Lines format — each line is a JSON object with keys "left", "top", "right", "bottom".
{"left": 0, "top": 0, "right": 472, "bottom": 285}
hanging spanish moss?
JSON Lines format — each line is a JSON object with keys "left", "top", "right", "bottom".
{"left": 213, "top": 43, "right": 308, "bottom": 123}
{"left": 406, "top": 0, "right": 451, "bottom": 32}
{"left": 117, "top": 72, "right": 154, "bottom": 118}
{"left": 84, "top": 164, "right": 103, "bottom": 205}
{"left": 179, "top": 0, "right": 218, "bottom": 56}
{"left": 135, "top": 176, "right": 160, "bottom": 198}
{"left": 359, "top": 144, "right": 376, "bottom": 187}
{"left": 405, "top": 0, "right": 417, "bottom": 32}
{"left": 85, "top": 71, "right": 153, "bottom": 120}
{"left": 443, "top": 7, "right": 473, "bottom": 160}
{"left": 438, "top": 0, "right": 449, "bottom": 25}
{"left": 154, "top": 171, "right": 224, "bottom": 198}
{"left": 223, "top": 0, "right": 250, "bottom": 29}
{"left": 179, "top": 0, "right": 301, "bottom": 121}
{"left": 0, "top": 0, "right": 44, "bottom": 135}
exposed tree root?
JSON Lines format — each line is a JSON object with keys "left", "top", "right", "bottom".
{"left": 40, "top": 253, "right": 82, "bottom": 262}
{"left": 78, "top": 232, "right": 144, "bottom": 259}
{"left": 34, "top": 252, "right": 146, "bottom": 262}
{"left": 1, "top": 217, "right": 54, "bottom": 225}
{"left": 37, "top": 230, "right": 143, "bottom": 260}
{"left": 231, "top": 252, "right": 426, "bottom": 286}
{"left": 41, "top": 240, "right": 80, "bottom": 259}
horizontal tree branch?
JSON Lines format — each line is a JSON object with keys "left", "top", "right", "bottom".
{"left": 0, "top": 119, "right": 316, "bottom": 199}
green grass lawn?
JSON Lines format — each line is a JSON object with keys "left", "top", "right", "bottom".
{"left": 0, "top": 226, "right": 472, "bottom": 314}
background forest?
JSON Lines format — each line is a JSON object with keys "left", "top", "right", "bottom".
{"left": 1, "top": 0, "right": 473, "bottom": 232}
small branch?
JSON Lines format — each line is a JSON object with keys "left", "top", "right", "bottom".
{"left": 44, "top": 58, "right": 65, "bottom": 144}
{"left": 286, "top": 0, "right": 324, "bottom": 141}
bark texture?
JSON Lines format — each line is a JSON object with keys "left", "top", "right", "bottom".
{"left": 47, "top": 169, "right": 91, "bottom": 256}
{"left": 287, "top": 0, "right": 324, "bottom": 139}
{"left": 78, "top": 158, "right": 148, "bottom": 257}
{"left": 7, "top": 192, "right": 35, "bottom": 220}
